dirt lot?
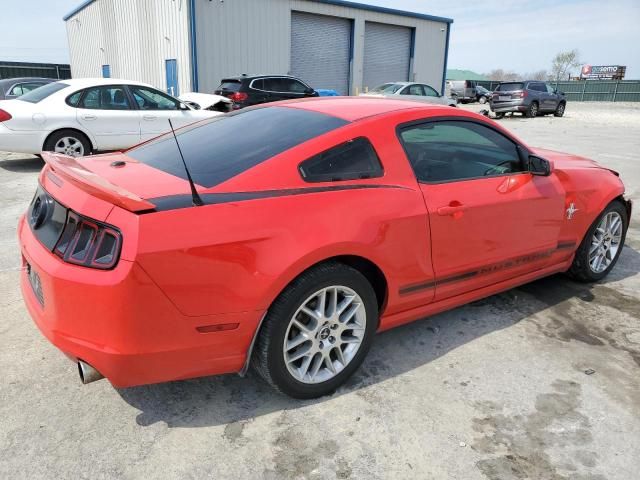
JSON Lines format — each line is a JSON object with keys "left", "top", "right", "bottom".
{"left": 1, "top": 102, "right": 638, "bottom": 480}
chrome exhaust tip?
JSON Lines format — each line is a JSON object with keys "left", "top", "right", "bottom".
{"left": 78, "top": 360, "right": 104, "bottom": 384}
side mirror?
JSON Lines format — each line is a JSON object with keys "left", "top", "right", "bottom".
{"left": 529, "top": 155, "right": 552, "bottom": 176}
{"left": 178, "top": 102, "right": 191, "bottom": 111}
{"left": 304, "top": 88, "right": 316, "bottom": 96}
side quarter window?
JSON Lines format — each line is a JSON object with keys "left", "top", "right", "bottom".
{"left": 398, "top": 120, "right": 524, "bottom": 183}
{"left": 299, "top": 137, "right": 384, "bottom": 183}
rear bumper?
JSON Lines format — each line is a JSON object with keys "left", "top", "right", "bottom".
{"left": 490, "top": 100, "right": 527, "bottom": 113}
{"left": 18, "top": 215, "right": 263, "bottom": 387}
{"left": 0, "top": 124, "right": 45, "bottom": 154}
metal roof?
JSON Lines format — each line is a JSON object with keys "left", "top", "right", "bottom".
{"left": 64, "top": 0, "right": 453, "bottom": 23}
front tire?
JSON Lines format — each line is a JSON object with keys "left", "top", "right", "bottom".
{"left": 554, "top": 102, "right": 566, "bottom": 117}
{"left": 252, "top": 262, "right": 378, "bottom": 399}
{"left": 568, "top": 201, "right": 628, "bottom": 282}
{"left": 479, "top": 96, "right": 487, "bottom": 104}
{"left": 43, "top": 129, "right": 91, "bottom": 157}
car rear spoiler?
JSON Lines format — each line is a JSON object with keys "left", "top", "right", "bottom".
{"left": 41, "top": 152, "right": 156, "bottom": 212}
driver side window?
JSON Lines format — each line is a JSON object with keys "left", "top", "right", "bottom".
{"left": 399, "top": 120, "right": 524, "bottom": 183}
{"left": 129, "top": 86, "right": 179, "bottom": 110}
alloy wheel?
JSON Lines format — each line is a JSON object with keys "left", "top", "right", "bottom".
{"left": 283, "top": 286, "right": 366, "bottom": 384}
{"left": 589, "top": 211, "right": 623, "bottom": 273}
{"left": 54, "top": 136, "right": 85, "bottom": 157}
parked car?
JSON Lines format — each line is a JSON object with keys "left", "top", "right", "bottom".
{"left": 19, "top": 97, "right": 630, "bottom": 398}
{"left": 0, "top": 78, "right": 222, "bottom": 156}
{"left": 361, "top": 82, "right": 457, "bottom": 107}
{"left": 475, "top": 85, "right": 492, "bottom": 104}
{"left": 178, "top": 92, "right": 233, "bottom": 112}
{"left": 490, "top": 81, "right": 567, "bottom": 118}
{"left": 214, "top": 74, "right": 318, "bottom": 109}
{"left": 446, "top": 79, "right": 478, "bottom": 103}
{"left": 0, "top": 77, "right": 55, "bottom": 100}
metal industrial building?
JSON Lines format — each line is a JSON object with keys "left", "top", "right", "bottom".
{"left": 64, "top": 0, "right": 452, "bottom": 96}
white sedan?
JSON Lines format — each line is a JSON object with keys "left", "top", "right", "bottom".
{"left": 360, "top": 82, "right": 457, "bottom": 107}
{"left": 0, "top": 78, "right": 222, "bottom": 156}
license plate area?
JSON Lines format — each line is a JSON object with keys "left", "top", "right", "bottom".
{"left": 26, "top": 262, "right": 44, "bottom": 306}
{"left": 498, "top": 95, "right": 511, "bottom": 101}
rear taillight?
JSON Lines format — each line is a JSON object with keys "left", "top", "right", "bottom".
{"left": 229, "top": 92, "right": 248, "bottom": 102}
{"left": 0, "top": 109, "right": 12, "bottom": 122}
{"left": 54, "top": 211, "right": 121, "bottom": 270}
{"left": 519, "top": 90, "right": 528, "bottom": 98}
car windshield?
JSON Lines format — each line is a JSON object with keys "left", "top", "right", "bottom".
{"left": 370, "top": 83, "right": 404, "bottom": 94}
{"left": 127, "top": 106, "right": 349, "bottom": 188}
{"left": 18, "top": 82, "right": 69, "bottom": 103}
{"left": 496, "top": 83, "right": 524, "bottom": 92}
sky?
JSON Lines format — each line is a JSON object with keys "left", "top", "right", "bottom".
{"left": 1, "top": 0, "right": 639, "bottom": 78}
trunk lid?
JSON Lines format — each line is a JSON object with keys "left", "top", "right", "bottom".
{"left": 41, "top": 151, "right": 194, "bottom": 213}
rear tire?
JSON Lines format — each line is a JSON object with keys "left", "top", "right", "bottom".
{"left": 252, "top": 262, "right": 378, "bottom": 399}
{"left": 568, "top": 201, "right": 628, "bottom": 282}
{"left": 525, "top": 102, "right": 538, "bottom": 118}
{"left": 554, "top": 102, "right": 566, "bottom": 117}
{"left": 493, "top": 112, "right": 505, "bottom": 119}
{"left": 43, "top": 129, "right": 91, "bottom": 157}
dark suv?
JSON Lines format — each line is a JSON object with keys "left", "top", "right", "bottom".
{"left": 490, "top": 81, "right": 566, "bottom": 118}
{"left": 214, "top": 74, "right": 318, "bottom": 109}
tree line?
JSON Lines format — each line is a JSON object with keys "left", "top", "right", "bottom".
{"left": 483, "top": 50, "right": 582, "bottom": 82}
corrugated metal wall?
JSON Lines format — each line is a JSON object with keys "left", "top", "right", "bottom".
{"left": 0, "top": 62, "right": 71, "bottom": 80}
{"left": 66, "top": 0, "right": 192, "bottom": 92}
{"left": 194, "top": 0, "right": 448, "bottom": 94}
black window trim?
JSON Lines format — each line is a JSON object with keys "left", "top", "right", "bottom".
{"left": 395, "top": 116, "right": 532, "bottom": 185}
{"left": 298, "top": 136, "right": 385, "bottom": 183}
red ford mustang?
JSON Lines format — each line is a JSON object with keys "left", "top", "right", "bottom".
{"left": 19, "top": 98, "right": 631, "bottom": 398}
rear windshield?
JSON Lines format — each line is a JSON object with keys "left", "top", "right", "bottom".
{"left": 496, "top": 83, "right": 524, "bottom": 92}
{"left": 218, "top": 81, "right": 241, "bottom": 92}
{"left": 127, "top": 106, "right": 349, "bottom": 188}
{"left": 18, "top": 82, "right": 69, "bottom": 103}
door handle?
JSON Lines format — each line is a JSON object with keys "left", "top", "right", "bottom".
{"left": 143, "top": 114, "right": 157, "bottom": 121}
{"left": 437, "top": 204, "right": 466, "bottom": 216}
{"left": 82, "top": 114, "right": 97, "bottom": 120}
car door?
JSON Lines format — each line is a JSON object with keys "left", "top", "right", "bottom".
{"left": 532, "top": 82, "right": 550, "bottom": 111}
{"left": 397, "top": 119, "right": 566, "bottom": 301}
{"left": 545, "top": 83, "right": 559, "bottom": 110}
{"left": 130, "top": 85, "right": 205, "bottom": 141}
{"left": 74, "top": 85, "right": 141, "bottom": 151}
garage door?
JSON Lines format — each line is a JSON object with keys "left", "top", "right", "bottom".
{"left": 363, "top": 22, "right": 412, "bottom": 91}
{"left": 290, "top": 11, "right": 351, "bottom": 95}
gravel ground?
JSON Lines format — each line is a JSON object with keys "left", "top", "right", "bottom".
{"left": 0, "top": 102, "right": 639, "bottom": 480}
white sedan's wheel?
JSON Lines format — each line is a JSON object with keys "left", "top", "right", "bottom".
{"left": 44, "top": 129, "right": 91, "bottom": 157}
{"left": 54, "top": 136, "right": 85, "bottom": 157}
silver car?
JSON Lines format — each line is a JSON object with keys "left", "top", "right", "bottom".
{"left": 360, "top": 82, "right": 457, "bottom": 107}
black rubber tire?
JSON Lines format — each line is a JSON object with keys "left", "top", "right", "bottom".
{"left": 567, "top": 200, "right": 628, "bottom": 282}
{"left": 525, "top": 102, "right": 539, "bottom": 118}
{"left": 554, "top": 102, "right": 566, "bottom": 117}
{"left": 252, "top": 262, "right": 378, "bottom": 399}
{"left": 493, "top": 112, "right": 505, "bottom": 119}
{"left": 43, "top": 129, "right": 92, "bottom": 156}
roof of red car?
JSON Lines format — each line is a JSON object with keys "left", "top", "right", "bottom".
{"left": 278, "top": 97, "right": 445, "bottom": 122}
